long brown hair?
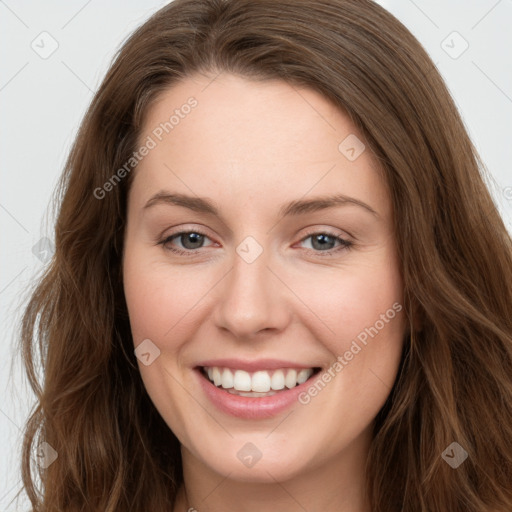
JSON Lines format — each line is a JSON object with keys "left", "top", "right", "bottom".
{"left": 15, "top": 0, "right": 512, "bottom": 510}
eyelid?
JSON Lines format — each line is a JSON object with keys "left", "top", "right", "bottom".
{"left": 299, "top": 225, "right": 353, "bottom": 241}
{"left": 157, "top": 224, "right": 354, "bottom": 258}
{"left": 156, "top": 223, "right": 214, "bottom": 241}
{"left": 157, "top": 223, "right": 353, "bottom": 243}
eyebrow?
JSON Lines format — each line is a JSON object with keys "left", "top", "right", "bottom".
{"left": 143, "top": 191, "right": 379, "bottom": 218}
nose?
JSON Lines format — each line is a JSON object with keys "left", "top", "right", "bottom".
{"left": 213, "top": 247, "right": 291, "bottom": 340}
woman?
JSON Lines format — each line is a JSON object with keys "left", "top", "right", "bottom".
{"left": 17, "top": 0, "right": 512, "bottom": 510}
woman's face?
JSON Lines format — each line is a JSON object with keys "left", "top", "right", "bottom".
{"left": 123, "top": 72, "right": 406, "bottom": 483}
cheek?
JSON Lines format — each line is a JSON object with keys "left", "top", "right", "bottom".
{"left": 291, "top": 272, "right": 404, "bottom": 472}
{"left": 123, "top": 248, "right": 209, "bottom": 346}
{"left": 303, "top": 256, "right": 404, "bottom": 349}
{"left": 305, "top": 251, "right": 405, "bottom": 401}
{"left": 122, "top": 247, "right": 204, "bottom": 434}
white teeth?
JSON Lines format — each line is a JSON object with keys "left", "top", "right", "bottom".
{"left": 233, "top": 370, "right": 252, "bottom": 391}
{"left": 203, "top": 366, "right": 315, "bottom": 392}
{"left": 251, "top": 371, "right": 271, "bottom": 392}
{"left": 285, "top": 369, "right": 297, "bottom": 389}
{"left": 297, "top": 369, "right": 310, "bottom": 384}
{"left": 221, "top": 368, "right": 234, "bottom": 389}
{"left": 212, "top": 367, "right": 222, "bottom": 387}
{"left": 270, "top": 370, "right": 285, "bottom": 390}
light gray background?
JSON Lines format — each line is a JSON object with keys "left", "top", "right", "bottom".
{"left": 1, "top": 1, "right": 511, "bottom": 509}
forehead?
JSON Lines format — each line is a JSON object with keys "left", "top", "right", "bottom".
{"left": 129, "top": 72, "right": 390, "bottom": 220}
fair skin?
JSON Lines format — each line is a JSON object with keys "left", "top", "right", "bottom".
{"left": 122, "top": 72, "right": 406, "bottom": 512}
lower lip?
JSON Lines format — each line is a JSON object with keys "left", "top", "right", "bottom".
{"left": 195, "top": 368, "right": 317, "bottom": 419}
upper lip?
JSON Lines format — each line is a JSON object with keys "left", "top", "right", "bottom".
{"left": 195, "top": 358, "right": 319, "bottom": 372}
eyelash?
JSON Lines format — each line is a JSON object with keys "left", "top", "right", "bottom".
{"left": 157, "top": 228, "right": 353, "bottom": 257}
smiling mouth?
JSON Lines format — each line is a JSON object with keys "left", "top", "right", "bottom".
{"left": 199, "top": 366, "right": 322, "bottom": 397}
